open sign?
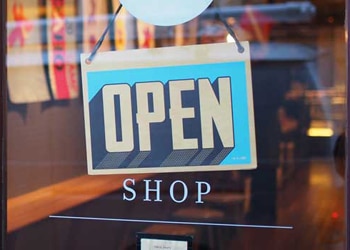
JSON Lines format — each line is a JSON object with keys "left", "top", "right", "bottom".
{"left": 81, "top": 42, "right": 256, "bottom": 175}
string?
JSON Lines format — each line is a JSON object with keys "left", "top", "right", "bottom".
{"left": 215, "top": 12, "right": 245, "bottom": 53}
{"left": 85, "top": 2, "right": 244, "bottom": 63}
{"left": 85, "top": 3, "right": 123, "bottom": 64}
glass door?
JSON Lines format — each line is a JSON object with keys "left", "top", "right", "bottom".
{"left": 3, "top": 0, "right": 349, "bottom": 249}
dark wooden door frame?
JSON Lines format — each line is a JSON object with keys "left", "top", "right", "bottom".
{"left": 0, "top": 0, "right": 6, "bottom": 249}
{"left": 347, "top": 0, "right": 350, "bottom": 248}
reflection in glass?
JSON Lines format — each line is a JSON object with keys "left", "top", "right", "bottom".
{"left": 5, "top": 0, "right": 346, "bottom": 249}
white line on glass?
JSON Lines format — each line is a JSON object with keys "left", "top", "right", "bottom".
{"left": 49, "top": 215, "right": 294, "bottom": 230}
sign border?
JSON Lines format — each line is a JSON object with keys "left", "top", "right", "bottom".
{"left": 81, "top": 42, "right": 256, "bottom": 175}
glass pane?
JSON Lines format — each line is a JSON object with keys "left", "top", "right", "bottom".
{"left": 6, "top": 0, "right": 347, "bottom": 249}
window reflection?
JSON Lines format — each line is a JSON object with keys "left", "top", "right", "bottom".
{"left": 6, "top": 0, "right": 346, "bottom": 249}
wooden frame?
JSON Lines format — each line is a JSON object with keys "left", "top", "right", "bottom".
{"left": 347, "top": 0, "right": 350, "bottom": 248}
{"left": 0, "top": 0, "right": 7, "bottom": 249}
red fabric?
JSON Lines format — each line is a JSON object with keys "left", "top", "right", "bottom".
{"left": 240, "top": 7, "right": 274, "bottom": 42}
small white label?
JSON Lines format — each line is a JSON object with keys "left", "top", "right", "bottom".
{"left": 141, "top": 238, "right": 187, "bottom": 250}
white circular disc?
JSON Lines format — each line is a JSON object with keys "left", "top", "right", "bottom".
{"left": 120, "top": 0, "right": 213, "bottom": 26}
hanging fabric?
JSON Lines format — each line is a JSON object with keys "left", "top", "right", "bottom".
{"left": 79, "top": 0, "right": 113, "bottom": 53}
{"left": 112, "top": 0, "right": 136, "bottom": 50}
{"left": 44, "top": 0, "right": 79, "bottom": 100}
{"left": 136, "top": 20, "right": 155, "bottom": 49}
{"left": 7, "top": 0, "right": 51, "bottom": 104}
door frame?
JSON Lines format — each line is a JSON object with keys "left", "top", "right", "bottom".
{"left": 0, "top": 0, "right": 7, "bottom": 249}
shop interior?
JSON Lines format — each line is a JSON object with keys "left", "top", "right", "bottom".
{"left": 5, "top": 0, "right": 347, "bottom": 249}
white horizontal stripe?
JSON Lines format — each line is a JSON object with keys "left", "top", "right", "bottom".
{"left": 49, "top": 215, "right": 293, "bottom": 230}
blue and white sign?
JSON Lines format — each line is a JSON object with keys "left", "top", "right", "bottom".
{"left": 81, "top": 42, "right": 256, "bottom": 175}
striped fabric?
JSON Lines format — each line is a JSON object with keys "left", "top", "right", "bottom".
{"left": 136, "top": 20, "right": 155, "bottom": 49}
{"left": 7, "top": 0, "right": 51, "bottom": 103}
{"left": 112, "top": 0, "right": 136, "bottom": 50}
{"left": 79, "top": 0, "right": 113, "bottom": 53}
{"left": 45, "top": 0, "right": 79, "bottom": 100}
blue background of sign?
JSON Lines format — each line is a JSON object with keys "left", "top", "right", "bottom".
{"left": 87, "top": 61, "right": 252, "bottom": 166}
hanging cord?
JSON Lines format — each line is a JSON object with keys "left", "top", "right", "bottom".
{"left": 85, "top": 2, "right": 244, "bottom": 62}
{"left": 215, "top": 11, "right": 244, "bottom": 53}
{"left": 215, "top": 6, "right": 244, "bottom": 53}
{"left": 85, "top": 4, "right": 123, "bottom": 64}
